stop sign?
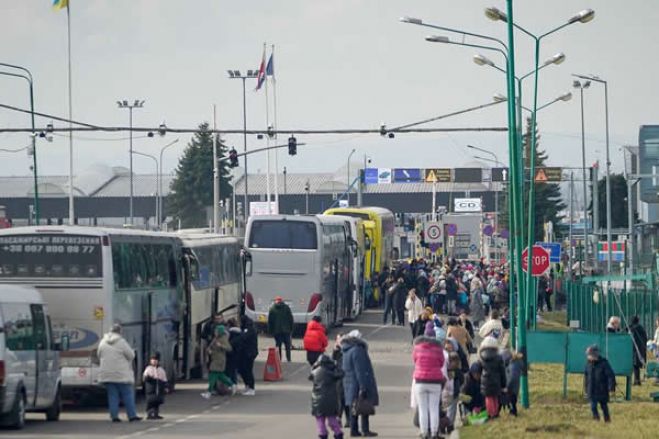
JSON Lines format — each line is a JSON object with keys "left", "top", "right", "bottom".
{"left": 522, "top": 245, "right": 550, "bottom": 276}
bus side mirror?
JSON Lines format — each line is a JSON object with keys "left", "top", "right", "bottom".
{"left": 56, "top": 334, "right": 70, "bottom": 351}
{"left": 242, "top": 249, "right": 253, "bottom": 276}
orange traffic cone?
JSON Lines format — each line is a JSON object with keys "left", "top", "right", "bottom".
{"left": 263, "top": 347, "right": 283, "bottom": 381}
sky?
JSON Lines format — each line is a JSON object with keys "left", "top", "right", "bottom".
{"left": 1, "top": 0, "right": 658, "bottom": 180}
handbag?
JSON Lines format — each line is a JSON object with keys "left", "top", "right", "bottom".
{"left": 352, "top": 393, "right": 375, "bottom": 416}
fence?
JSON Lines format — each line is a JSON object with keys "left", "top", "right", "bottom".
{"left": 566, "top": 280, "right": 658, "bottom": 335}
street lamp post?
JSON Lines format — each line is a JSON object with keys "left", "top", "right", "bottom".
{"left": 228, "top": 69, "right": 258, "bottom": 220}
{"left": 0, "top": 64, "right": 38, "bottom": 223}
{"left": 117, "top": 99, "right": 145, "bottom": 225}
{"left": 158, "top": 138, "right": 180, "bottom": 229}
{"left": 574, "top": 74, "right": 612, "bottom": 275}
{"left": 486, "top": 4, "right": 594, "bottom": 408}
{"left": 574, "top": 79, "right": 591, "bottom": 275}
{"left": 468, "top": 144, "right": 501, "bottom": 244}
{"left": 347, "top": 148, "right": 356, "bottom": 203}
{"left": 132, "top": 150, "right": 158, "bottom": 228}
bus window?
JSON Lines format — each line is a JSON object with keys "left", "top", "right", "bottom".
{"left": 3, "top": 303, "right": 34, "bottom": 351}
{"left": 30, "top": 304, "right": 47, "bottom": 350}
{"left": 249, "top": 221, "right": 317, "bottom": 249}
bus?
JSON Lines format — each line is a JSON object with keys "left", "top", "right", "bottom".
{"left": 177, "top": 232, "right": 243, "bottom": 378}
{"left": 323, "top": 207, "right": 396, "bottom": 274}
{"left": 243, "top": 215, "right": 352, "bottom": 330}
{"left": 0, "top": 226, "right": 244, "bottom": 398}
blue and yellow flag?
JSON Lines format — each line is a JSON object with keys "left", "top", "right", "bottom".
{"left": 52, "top": 0, "right": 69, "bottom": 11}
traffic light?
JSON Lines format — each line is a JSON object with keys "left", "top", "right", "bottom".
{"left": 228, "top": 148, "right": 239, "bottom": 167}
{"left": 418, "top": 230, "right": 427, "bottom": 248}
{"left": 288, "top": 135, "right": 297, "bottom": 156}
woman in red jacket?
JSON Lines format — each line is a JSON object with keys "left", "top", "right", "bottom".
{"left": 412, "top": 321, "right": 446, "bottom": 439}
{"left": 303, "top": 316, "right": 329, "bottom": 366}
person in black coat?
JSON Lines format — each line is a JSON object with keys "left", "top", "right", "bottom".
{"left": 478, "top": 337, "right": 507, "bottom": 419}
{"left": 584, "top": 344, "right": 616, "bottom": 422}
{"left": 142, "top": 353, "right": 168, "bottom": 420}
{"left": 393, "top": 278, "right": 408, "bottom": 327}
{"left": 461, "top": 362, "right": 484, "bottom": 413}
{"left": 309, "top": 354, "right": 345, "bottom": 439}
{"left": 225, "top": 318, "right": 242, "bottom": 385}
{"left": 237, "top": 315, "right": 259, "bottom": 395}
{"left": 628, "top": 316, "right": 648, "bottom": 385}
{"left": 331, "top": 334, "right": 351, "bottom": 428}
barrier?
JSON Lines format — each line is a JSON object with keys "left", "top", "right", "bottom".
{"left": 527, "top": 330, "right": 633, "bottom": 400}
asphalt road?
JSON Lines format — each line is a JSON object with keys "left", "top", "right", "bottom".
{"left": 3, "top": 310, "right": 421, "bottom": 439}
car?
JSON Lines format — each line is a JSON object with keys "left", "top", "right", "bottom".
{"left": 0, "top": 285, "right": 65, "bottom": 429}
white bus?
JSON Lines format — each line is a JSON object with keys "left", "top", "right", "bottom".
{"left": 244, "top": 215, "right": 352, "bottom": 330}
{"left": 0, "top": 226, "right": 244, "bottom": 398}
{"left": 177, "top": 232, "right": 243, "bottom": 379}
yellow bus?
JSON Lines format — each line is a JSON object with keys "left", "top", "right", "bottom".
{"left": 323, "top": 207, "right": 395, "bottom": 276}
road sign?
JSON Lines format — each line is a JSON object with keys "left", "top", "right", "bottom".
{"left": 522, "top": 245, "right": 551, "bottom": 276}
{"left": 454, "top": 167, "right": 482, "bottom": 183}
{"left": 491, "top": 167, "right": 509, "bottom": 182}
{"left": 393, "top": 168, "right": 422, "bottom": 182}
{"left": 445, "top": 223, "right": 458, "bottom": 236}
{"left": 424, "top": 221, "right": 442, "bottom": 243}
{"left": 364, "top": 168, "right": 378, "bottom": 185}
{"left": 454, "top": 198, "right": 482, "bottom": 212}
{"left": 377, "top": 168, "right": 392, "bottom": 184}
{"left": 536, "top": 242, "right": 561, "bottom": 263}
{"left": 424, "top": 168, "right": 451, "bottom": 183}
{"left": 597, "top": 241, "right": 625, "bottom": 262}
{"left": 483, "top": 224, "right": 494, "bottom": 237}
{"left": 534, "top": 167, "right": 562, "bottom": 182}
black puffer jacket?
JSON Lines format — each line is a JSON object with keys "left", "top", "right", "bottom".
{"left": 309, "top": 355, "right": 344, "bottom": 417}
{"left": 479, "top": 347, "right": 506, "bottom": 397}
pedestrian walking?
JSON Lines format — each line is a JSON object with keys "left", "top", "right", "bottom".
{"left": 304, "top": 315, "right": 329, "bottom": 366}
{"left": 478, "top": 309, "right": 504, "bottom": 343}
{"left": 341, "top": 330, "right": 379, "bottom": 437}
{"left": 97, "top": 323, "right": 141, "bottom": 423}
{"left": 442, "top": 338, "right": 463, "bottom": 432}
{"left": 405, "top": 289, "right": 424, "bottom": 340}
{"left": 584, "top": 344, "right": 616, "bottom": 422}
{"left": 394, "top": 277, "right": 408, "bottom": 327}
{"left": 309, "top": 354, "right": 345, "bottom": 439}
{"left": 237, "top": 315, "right": 259, "bottom": 396}
{"left": 332, "top": 333, "right": 351, "bottom": 427}
{"left": 445, "top": 274, "right": 458, "bottom": 316}
{"left": 469, "top": 287, "right": 485, "bottom": 329}
{"left": 478, "top": 336, "right": 506, "bottom": 419}
{"left": 446, "top": 317, "right": 472, "bottom": 355}
{"left": 268, "top": 296, "right": 294, "bottom": 362}
{"left": 143, "top": 353, "right": 168, "bottom": 420}
{"left": 628, "top": 316, "right": 648, "bottom": 385}
{"left": 202, "top": 325, "right": 236, "bottom": 399}
{"left": 412, "top": 322, "right": 445, "bottom": 439}
{"left": 225, "top": 318, "right": 242, "bottom": 384}
{"left": 382, "top": 275, "right": 397, "bottom": 325}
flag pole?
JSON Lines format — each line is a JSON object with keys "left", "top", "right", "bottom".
{"left": 264, "top": 42, "right": 271, "bottom": 214}
{"left": 66, "top": 2, "right": 75, "bottom": 225}
{"left": 271, "top": 44, "right": 279, "bottom": 213}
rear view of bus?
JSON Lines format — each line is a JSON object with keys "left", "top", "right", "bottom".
{"left": 244, "top": 215, "right": 325, "bottom": 330}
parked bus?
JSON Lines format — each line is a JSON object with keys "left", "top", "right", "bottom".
{"left": 323, "top": 207, "right": 396, "bottom": 274}
{"left": 0, "top": 226, "right": 244, "bottom": 398}
{"left": 243, "top": 215, "right": 352, "bottom": 330}
{"left": 177, "top": 232, "right": 242, "bottom": 378}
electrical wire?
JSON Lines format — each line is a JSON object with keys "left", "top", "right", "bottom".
{"left": 0, "top": 144, "right": 30, "bottom": 153}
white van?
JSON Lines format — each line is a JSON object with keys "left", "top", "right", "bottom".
{"left": 0, "top": 285, "right": 63, "bottom": 429}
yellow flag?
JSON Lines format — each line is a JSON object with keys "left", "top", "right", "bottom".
{"left": 52, "top": 0, "right": 69, "bottom": 11}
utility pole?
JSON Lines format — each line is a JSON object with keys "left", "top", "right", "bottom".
{"left": 117, "top": 99, "right": 144, "bottom": 225}
{"left": 212, "top": 105, "right": 220, "bottom": 233}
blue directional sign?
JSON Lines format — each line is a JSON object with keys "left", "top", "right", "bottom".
{"left": 393, "top": 168, "right": 422, "bottom": 183}
{"left": 536, "top": 242, "right": 561, "bottom": 263}
{"left": 364, "top": 168, "right": 379, "bottom": 185}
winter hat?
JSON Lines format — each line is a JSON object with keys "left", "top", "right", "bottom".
{"left": 480, "top": 336, "right": 499, "bottom": 350}
{"left": 469, "top": 362, "right": 483, "bottom": 375}
{"left": 347, "top": 329, "right": 362, "bottom": 339}
{"left": 111, "top": 323, "right": 122, "bottom": 334}
{"left": 586, "top": 344, "right": 600, "bottom": 356}
{"left": 215, "top": 325, "right": 226, "bottom": 336}
{"left": 424, "top": 321, "right": 436, "bottom": 337}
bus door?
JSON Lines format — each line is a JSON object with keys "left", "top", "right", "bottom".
{"left": 181, "top": 250, "right": 197, "bottom": 378}
{"left": 332, "top": 259, "right": 339, "bottom": 325}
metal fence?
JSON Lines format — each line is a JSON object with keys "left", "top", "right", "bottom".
{"left": 566, "top": 280, "right": 658, "bottom": 334}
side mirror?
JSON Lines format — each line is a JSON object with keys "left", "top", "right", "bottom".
{"left": 57, "top": 334, "right": 70, "bottom": 351}
{"left": 242, "top": 249, "right": 253, "bottom": 276}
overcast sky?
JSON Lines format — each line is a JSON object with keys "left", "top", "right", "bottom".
{"left": 1, "top": 0, "right": 657, "bottom": 179}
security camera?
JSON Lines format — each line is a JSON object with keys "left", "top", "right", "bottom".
{"left": 388, "top": 132, "right": 395, "bottom": 139}
{"left": 257, "top": 134, "right": 264, "bottom": 139}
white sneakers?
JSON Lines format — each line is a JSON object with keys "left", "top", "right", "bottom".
{"left": 242, "top": 388, "right": 256, "bottom": 396}
{"left": 202, "top": 386, "right": 253, "bottom": 398}
{"left": 231, "top": 385, "right": 238, "bottom": 396}
{"left": 200, "top": 392, "right": 211, "bottom": 399}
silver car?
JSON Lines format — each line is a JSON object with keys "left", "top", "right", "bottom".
{"left": 0, "top": 285, "right": 63, "bottom": 429}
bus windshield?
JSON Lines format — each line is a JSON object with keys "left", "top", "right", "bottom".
{"left": 249, "top": 220, "right": 317, "bottom": 250}
{"left": 0, "top": 234, "right": 103, "bottom": 278}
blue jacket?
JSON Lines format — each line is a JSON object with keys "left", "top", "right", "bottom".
{"left": 341, "top": 336, "right": 379, "bottom": 407}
